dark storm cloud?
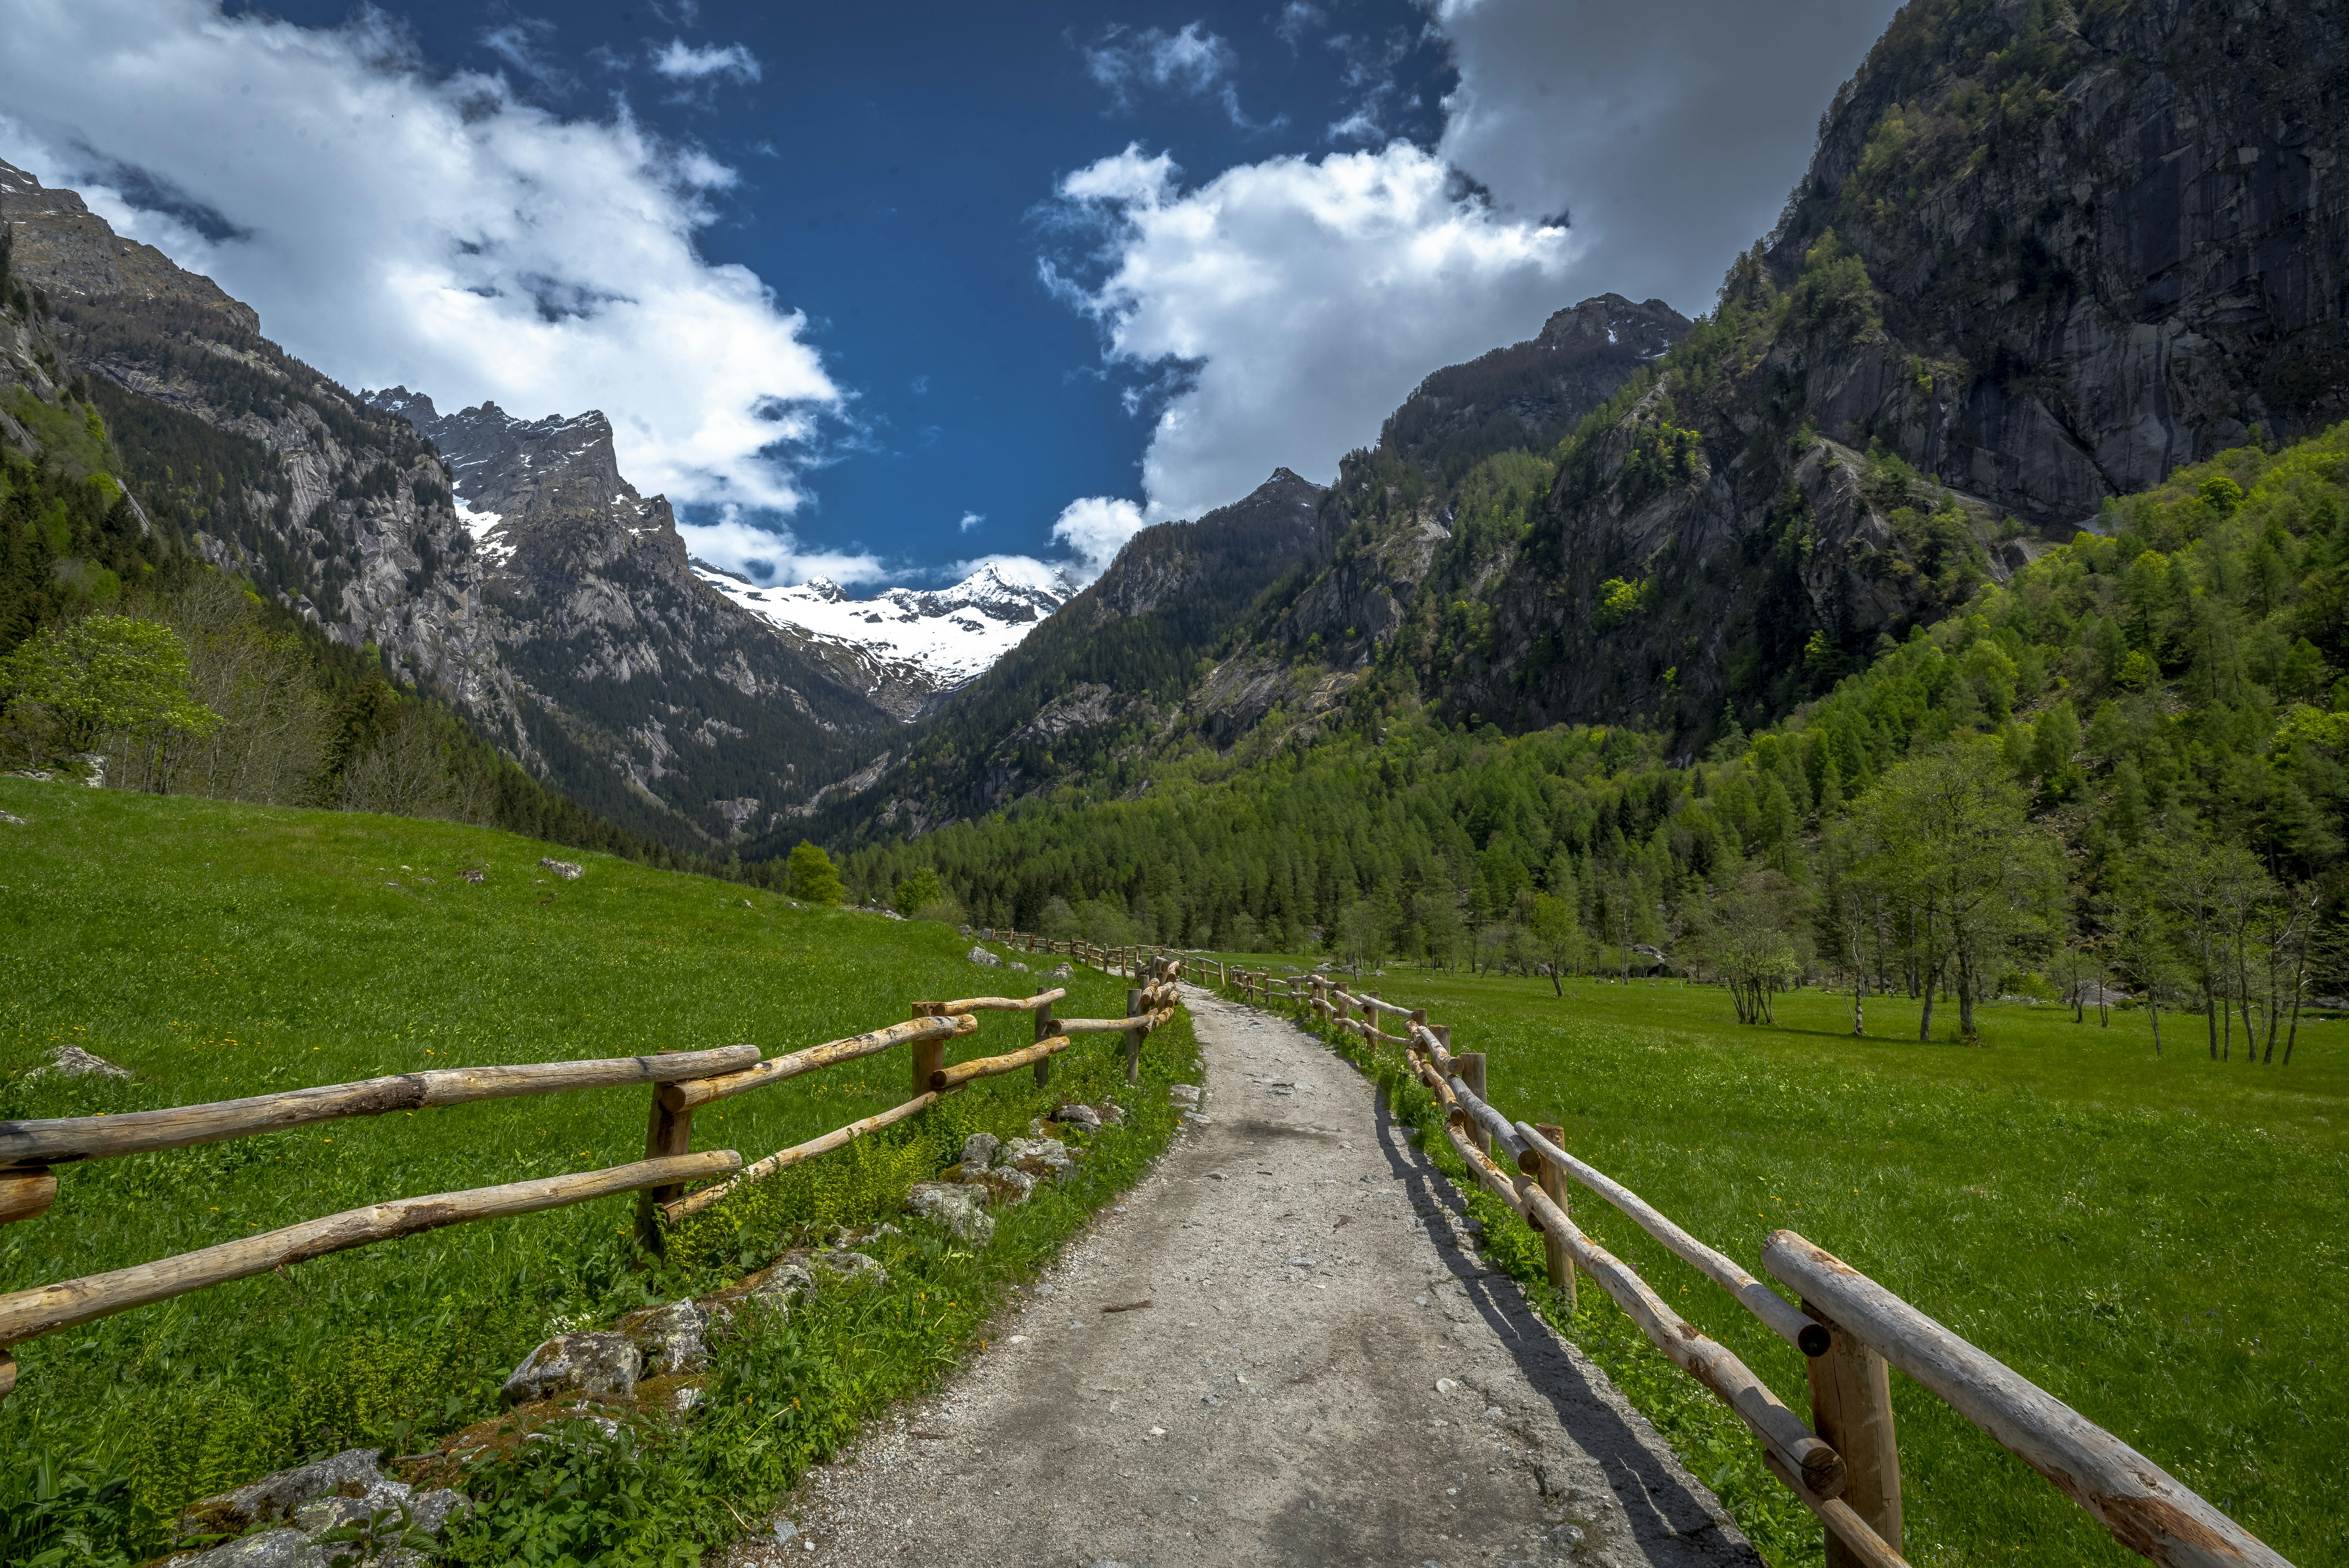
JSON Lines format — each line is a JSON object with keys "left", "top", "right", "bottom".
{"left": 1434, "top": 0, "right": 1902, "bottom": 313}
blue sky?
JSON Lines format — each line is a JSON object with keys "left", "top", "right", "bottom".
{"left": 0, "top": 0, "right": 1896, "bottom": 588}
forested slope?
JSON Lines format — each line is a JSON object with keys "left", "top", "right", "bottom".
{"left": 848, "top": 424, "right": 2349, "bottom": 1045}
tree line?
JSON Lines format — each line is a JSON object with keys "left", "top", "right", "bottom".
{"left": 845, "top": 425, "right": 2349, "bottom": 1057}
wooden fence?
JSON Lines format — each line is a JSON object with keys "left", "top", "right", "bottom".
{"left": 1202, "top": 960, "right": 2292, "bottom": 1568}
{"left": 0, "top": 946, "right": 1182, "bottom": 1409}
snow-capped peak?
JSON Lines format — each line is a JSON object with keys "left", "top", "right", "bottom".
{"left": 692, "top": 558, "right": 1079, "bottom": 706}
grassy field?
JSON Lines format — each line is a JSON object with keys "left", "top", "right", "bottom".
{"left": 1203, "top": 954, "right": 2345, "bottom": 1568}
{"left": 0, "top": 777, "right": 1193, "bottom": 1564}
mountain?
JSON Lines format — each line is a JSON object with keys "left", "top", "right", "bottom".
{"left": 353, "top": 387, "right": 907, "bottom": 842}
{"left": 1184, "top": 0, "right": 2349, "bottom": 752}
{"left": 693, "top": 558, "right": 1077, "bottom": 720}
{"left": 0, "top": 156, "right": 901, "bottom": 850}
{"left": 781, "top": 468, "right": 1331, "bottom": 843}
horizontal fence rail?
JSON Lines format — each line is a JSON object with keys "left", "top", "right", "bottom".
{"left": 1198, "top": 957, "right": 2295, "bottom": 1568}
{"left": 0, "top": 944, "right": 1184, "bottom": 1403}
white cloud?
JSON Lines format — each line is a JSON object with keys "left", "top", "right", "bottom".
{"left": 1045, "top": 141, "right": 1575, "bottom": 523}
{"left": 1084, "top": 22, "right": 1235, "bottom": 103}
{"left": 0, "top": 0, "right": 834, "bottom": 538}
{"left": 649, "top": 37, "right": 761, "bottom": 84}
{"left": 1429, "top": 0, "right": 1898, "bottom": 310}
{"left": 1049, "top": 496, "right": 1148, "bottom": 577}
{"left": 679, "top": 506, "right": 886, "bottom": 588}
{"left": 958, "top": 511, "right": 984, "bottom": 533}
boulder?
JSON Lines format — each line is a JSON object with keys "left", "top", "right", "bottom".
{"left": 500, "top": 1332, "right": 641, "bottom": 1406}
{"left": 175, "top": 1448, "right": 387, "bottom": 1538}
{"left": 613, "top": 1299, "right": 708, "bottom": 1374}
{"left": 1004, "top": 1136, "right": 1075, "bottom": 1180}
{"left": 538, "top": 857, "right": 583, "bottom": 880}
{"left": 1097, "top": 1102, "right": 1128, "bottom": 1127}
{"left": 906, "top": 1181, "right": 996, "bottom": 1245}
{"left": 1048, "top": 963, "right": 1074, "bottom": 981}
{"left": 1050, "top": 1104, "right": 1102, "bottom": 1133}
{"left": 966, "top": 1166, "right": 1035, "bottom": 1208}
{"left": 168, "top": 1528, "right": 327, "bottom": 1568}
{"left": 1009, "top": 960, "right": 1030, "bottom": 973}
{"left": 36, "top": 1044, "right": 133, "bottom": 1080}
{"left": 966, "top": 945, "right": 1002, "bottom": 968}
{"left": 959, "top": 1131, "right": 1003, "bottom": 1171}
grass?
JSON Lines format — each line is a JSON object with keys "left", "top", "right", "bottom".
{"left": 1202, "top": 952, "right": 2346, "bottom": 1568}
{"left": 0, "top": 777, "right": 1195, "bottom": 1564}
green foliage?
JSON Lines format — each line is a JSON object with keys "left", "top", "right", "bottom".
{"left": 890, "top": 864, "right": 943, "bottom": 918}
{"left": 1592, "top": 575, "right": 1655, "bottom": 631}
{"left": 0, "top": 615, "right": 219, "bottom": 765}
{"left": 788, "top": 840, "right": 845, "bottom": 905}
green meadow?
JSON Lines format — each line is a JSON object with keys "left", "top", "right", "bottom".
{"left": 0, "top": 777, "right": 1192, "bottom": 1564}
{"left": 1208, "top": 955, "right": 2346, "bottom": 1568}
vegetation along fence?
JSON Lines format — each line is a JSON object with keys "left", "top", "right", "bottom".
{"left": 1202, "top": 960, "right": 2292, "bottom": 1568}
{"left": 0, "top": 945, "right": 1182, "bottom": 1409}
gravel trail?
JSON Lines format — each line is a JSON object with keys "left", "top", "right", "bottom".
{"left": 752, "top": 987, "right": 1762, "bottom": 1568}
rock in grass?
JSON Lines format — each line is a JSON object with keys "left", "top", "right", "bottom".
{"left": 906, "top": 1181, "right": 996, "bottom": 1245}
{"left": 613, "top": 1299, "right": 708, "bottom": 1374}
{"left": 960, "top": 1131, "right": 1003, "bottom": 1171}
{"left": 1168, "top": 1083, "right": 1202, "bottom": 1106}
{"left": 37, "top": 1044, "right": 132, "bottom": 1080}
{"left": 1097, "top": 1102, "right": 1128, "bottom": 1127}
{"left": 169, "top": 1527, "right": 328, "bottom": 1567}
{"left": 966, "top": 1165, "right": 1035, "bottom": 1208}
{"left": 1048, "top": 963, "right": 1073, "bottom": 981}
{"left": 0, "top": 810, "right": 23, "bottom": 825}
{"left": 174, "top": 1448, "right": 389, "bottom": 1538}
{"left": 1050, "top": 1103, "right": 1102, "bottom": 1133}
{"left": 966, "top": 945, "right": 1002, "bottom": 968}
{"left": 500, "top": 1331, "right": 641, "bottom": 1406}
{"left": 1005, "top": 1136, "right": 1075, "bottom": 1180}
{"left": 537, "top": 857, "right": 583, "bottom": 880}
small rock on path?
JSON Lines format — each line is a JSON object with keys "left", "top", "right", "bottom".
{"left": 756, "top": 987, "right": 1760, "bottom": 1568}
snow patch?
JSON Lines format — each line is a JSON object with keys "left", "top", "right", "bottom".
{"left": 457, "top": 500, "right": 515, "bottom": 566}
{"left": 693, "top": 560, "right": 1077, "bottom": 693}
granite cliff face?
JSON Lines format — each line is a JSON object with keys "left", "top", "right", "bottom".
{"left": 2, "top": 157, "right": 898, "bottom": 846}
{"left": 1195, "top": 0, "right": 2349, "bottom": 747}
{"left": 360, "top": 389, "right": 898, "bottom": 838}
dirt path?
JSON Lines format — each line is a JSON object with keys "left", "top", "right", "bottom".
{"left": 756, "top": 987, "right": 1762, "bottom": 1568}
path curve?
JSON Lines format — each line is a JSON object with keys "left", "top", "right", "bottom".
{"left": 752, "top": 986, "right": 1763, "bottom": 1568}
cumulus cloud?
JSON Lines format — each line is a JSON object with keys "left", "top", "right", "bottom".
{"left": 1430, "top": 0, "right": 1898, "bottom": 309}
{"left": 0, "top": 0, "right": 835, "bottom": 583}
{"left": 1044, "top": 142, "right": 1575, "bottom": 523}
{"left": 649, "top": 37, "right": 761, "bottom": 84}
{"left": 1049, "top": 495, "right": 1149, "bottom": 577}
{"left": 680, "top": 506, "right": 886, "bottom": 588}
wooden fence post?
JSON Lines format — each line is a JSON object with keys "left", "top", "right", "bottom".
{"left": 1124, "top": 987, "right": 1145, "bottom": 1085}
{"left": 1033, "top": 994, "right": 1057, "bottom": 1088}
{"left": 1, "top": 1168, "right": 58, "bottom": 1227}
{"left": 1804, "top": 1302, "right": 1903, "bottom": 1567}
{"left": 1455, "top": 1051, "right": 1488, "bottom": 1158}
{"left": 911, "top": 1003, "right": 948, "bottom": 1102}
{"left": 1533, "top": 1121, "right": 1577, "bottom": 1312}
{"left": 635, "top": 1052, "right": 695, "bottom": 1257}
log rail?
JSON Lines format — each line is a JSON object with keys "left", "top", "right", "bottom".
{"left": 0, "top": 943, "right": 1182, "bottom": 1394}
{"left": 1192, "top": 956, "right": 2295, "bottom": 1568}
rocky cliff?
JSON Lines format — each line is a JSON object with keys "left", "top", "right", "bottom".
{"left": 2, "top": 158, "right": 899, "bottom": 846}
{"left": 1195, "top": 0, "right": 2349, "bottom": 749}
